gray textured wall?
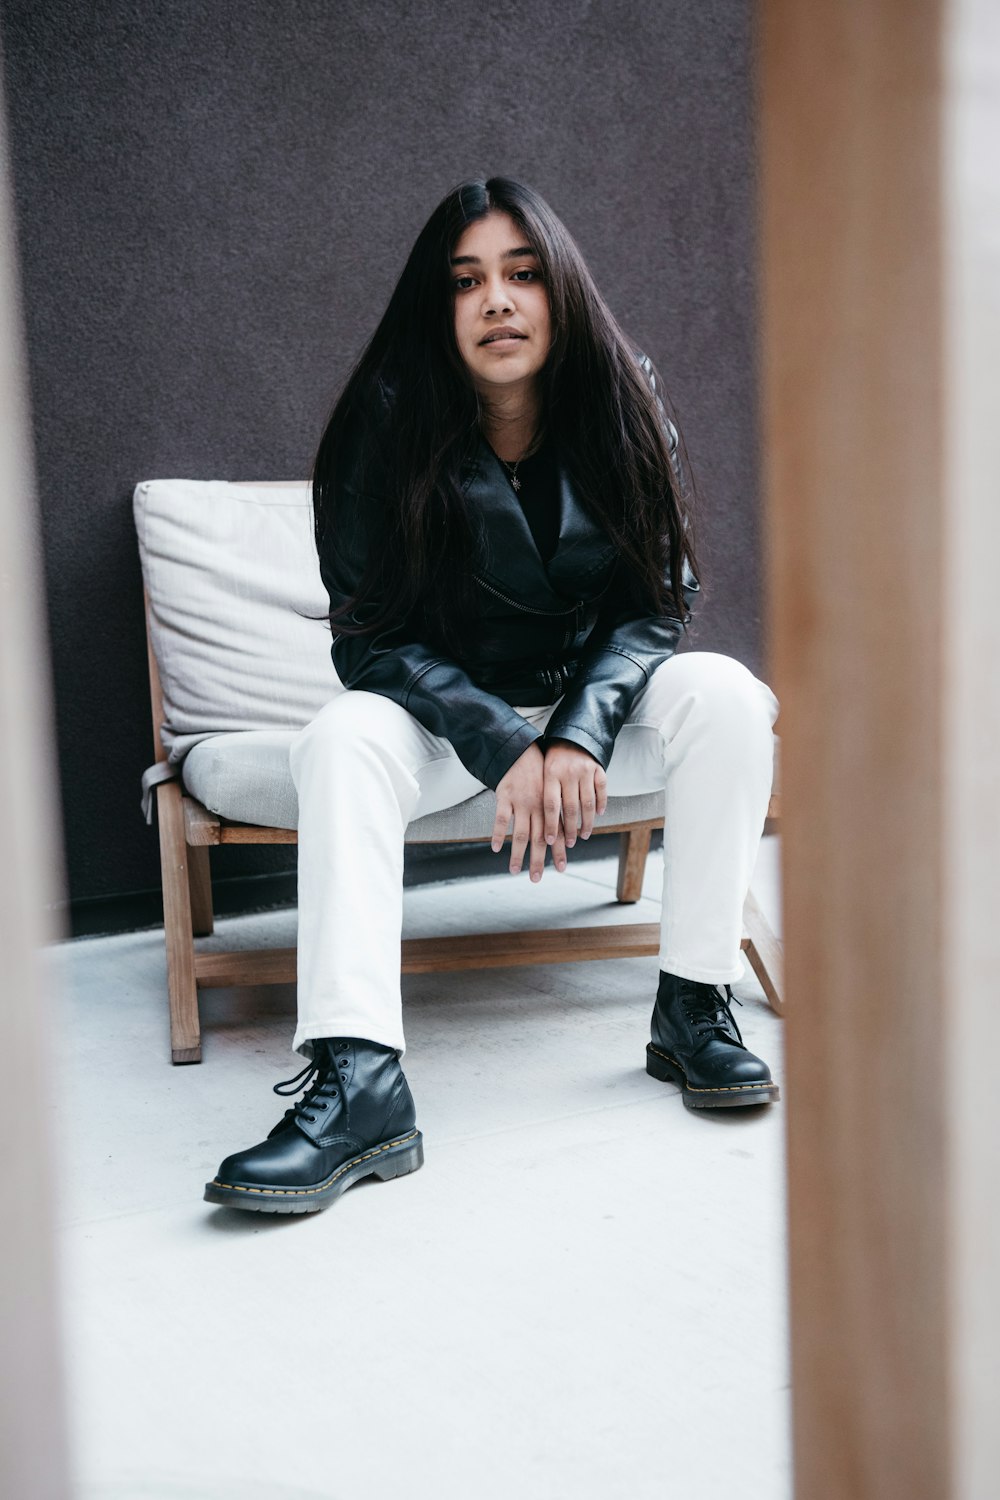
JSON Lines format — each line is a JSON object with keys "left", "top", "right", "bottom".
{"left": 0, "top": 0, "right": 759, "bottom": 913}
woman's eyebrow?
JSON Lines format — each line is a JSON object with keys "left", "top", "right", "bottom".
{"left": 449, "top": 246, "right": 538, "bottom": 266}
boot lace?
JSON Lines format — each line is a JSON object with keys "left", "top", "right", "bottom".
{"left": 682, "top": 983, "right": 745, "bottom": 1045}
{"left": 272, "top": 1041, "right": 351, "bottom": 1126}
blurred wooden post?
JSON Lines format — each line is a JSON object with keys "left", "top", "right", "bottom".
{"left": 761, "top": 1, "right": 1000, "bottom": 1496}
{"left": 0, "top": 48, "right": 72, "bottom": 1500}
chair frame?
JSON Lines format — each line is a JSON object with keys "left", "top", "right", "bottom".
{"left": 145, "top": 590, "right": 783, "bottom": 1063}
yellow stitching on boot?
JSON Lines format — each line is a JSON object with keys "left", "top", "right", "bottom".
{"left": 211, "top": 1131, "right": 420, "bottom": 1197}
{"left": 647, "top": 1043, "right": 775, "bottom": 1094}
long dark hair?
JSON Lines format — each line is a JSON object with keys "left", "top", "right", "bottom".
{"left": 311, "top": 176, "right": 698, "bottom": 658}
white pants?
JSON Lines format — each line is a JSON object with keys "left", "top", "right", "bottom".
{"left": 288, "top": 651, "right": 780, "bottom": 1058}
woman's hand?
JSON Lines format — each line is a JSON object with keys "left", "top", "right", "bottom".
{"left": 491, "top": 738, "right": 607, "bottom": 881}
{"left": 492, "top": 742, "right": 567, "bottom": 881}
{"left": 543, "top": 737, "right": 609, "bottom": 847}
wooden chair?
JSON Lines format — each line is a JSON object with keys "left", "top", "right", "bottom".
{"left": 144, "top": 594, "right": 783, "bottom": 1064}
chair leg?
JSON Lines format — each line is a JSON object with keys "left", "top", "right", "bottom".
{"left": 617, "top": 825, "right": 652, "bottom": 903}
{"left": 741, "top": 886, "right": 785, "bottom": 1015}
{"left": 156, "top": 781, "right": 202, "bottom": 1063}
{"left": 189, "top": 844, "right": 215, "bottom": 936}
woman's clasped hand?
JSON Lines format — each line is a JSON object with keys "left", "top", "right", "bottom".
{"left": 490, "top": 738, "right": 609, "bottom": 880}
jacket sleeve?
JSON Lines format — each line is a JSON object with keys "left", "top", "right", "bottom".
{"left": 320, "top": 479, "right": 543, "bottom": 790}
{"left": 540, "top": 554, "right": 699, "bottom": 769}
{"left": 541, "top": 419, "right": 700, "bottom": 769}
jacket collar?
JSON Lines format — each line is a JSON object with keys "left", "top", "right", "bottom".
{"left": 463, "top": 437, "right": 617, "bottom": 606}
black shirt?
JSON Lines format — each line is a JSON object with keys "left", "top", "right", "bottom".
{"left": 498, "top": 435, "right": 560, "bottom": 564}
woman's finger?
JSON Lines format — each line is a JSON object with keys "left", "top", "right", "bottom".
{"left": 579, "top": 776, "right": 597, "bottom": 839}
{"left": 562, "top": 777, "right": 581, "bottom": 847}
{"left": 594, "top": 764, "right": 608, "bottom": 817}
{"left": 542, "top": 770, "right": 562, "bottom": 847}
{"left": 528, "top": 807, "right": 547, "bottom": 882}
{"left": 490, "top": 797, "right": 511, "bottom": 853}
{"left": 509, "top": 805, "right": 531, "bottom": 874}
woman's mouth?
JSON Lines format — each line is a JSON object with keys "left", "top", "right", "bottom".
{"left": 479, "top": 329, "right": 527, "bottom": 346}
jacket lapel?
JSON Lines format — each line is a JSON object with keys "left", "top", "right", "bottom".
{"left": 546, "top": 458, "right": 620, "bottom": 598}
{"left": 463, "top": 438, "right": 617, "bottom": 607}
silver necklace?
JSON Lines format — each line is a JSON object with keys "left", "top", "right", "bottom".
{"left": 500, "top": 454, "right": 525, "bottom": 492}
{"left": 496, "top": 430, "right": 544, "bottom": 493}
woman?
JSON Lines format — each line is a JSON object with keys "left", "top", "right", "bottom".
{"left": 204, "top": 178, "right": 780, "bottom": 1214}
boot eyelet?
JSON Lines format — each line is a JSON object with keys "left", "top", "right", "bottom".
{"left": 340, "top": 1072, "right": 348, "bottom": 1081}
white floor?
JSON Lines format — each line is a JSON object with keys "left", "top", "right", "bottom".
{"left": 48, "top": 838, "right": 790, "bottom": 1500}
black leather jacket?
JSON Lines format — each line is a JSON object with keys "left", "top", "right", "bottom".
{"left": 319, "top": 361, "right": 699, "bottom": 790}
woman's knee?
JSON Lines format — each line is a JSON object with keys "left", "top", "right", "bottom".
{"left": 290, "top": 689, "right": 423, "bottom": 772}
{"left": 643, "top": 651, "right": 780, "bottom": 733}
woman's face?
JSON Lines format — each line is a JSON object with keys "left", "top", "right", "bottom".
{"left": 450, "top": 211, "right": 551, "bottom": 396}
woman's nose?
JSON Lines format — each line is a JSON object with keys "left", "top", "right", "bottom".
{"left": 483, "top": 280, "right": 513, "bottom": 316}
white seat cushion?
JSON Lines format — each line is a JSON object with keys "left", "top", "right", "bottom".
{"left": 180, "top": 729, "right": 670, "bottom": 840}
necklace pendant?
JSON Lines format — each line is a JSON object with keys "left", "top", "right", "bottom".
{"left": 510, "top": 474, "right": 521, "bottom": 492}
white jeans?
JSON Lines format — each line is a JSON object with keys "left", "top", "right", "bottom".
{"left": 288, "top": 651, "right": 780, "bottom": 1058}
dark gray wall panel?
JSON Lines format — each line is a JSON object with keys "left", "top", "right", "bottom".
{"left": 1, "top": 0, "right": 759, "bottom": 907}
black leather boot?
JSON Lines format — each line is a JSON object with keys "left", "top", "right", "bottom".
{"left": 204, "top": 1037, "right": 423, "bottom": 1212}
{"left": 646, "top": 970, "right": 779, "bottom": 1109}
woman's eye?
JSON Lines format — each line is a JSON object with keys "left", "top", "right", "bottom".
{"left": 511, "top": 268, "right": 539, "bottom": 281}
{"left": 453, "top": 275, "right": 476, "bottom": 291}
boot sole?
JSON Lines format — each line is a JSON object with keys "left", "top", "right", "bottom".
{"left": 203, "top": 1129, "right": 424, "bottom": 1214}
{"left": 646, "top": 1044, "right": 779, "bottom": 1109}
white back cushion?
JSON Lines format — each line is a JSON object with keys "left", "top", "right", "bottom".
{"left": 134, "top": 480, "right": 341, "bottom": 764}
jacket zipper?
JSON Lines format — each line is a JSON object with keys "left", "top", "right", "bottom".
{"left": 473, "top": 573, "right": 580, "bottom": 619}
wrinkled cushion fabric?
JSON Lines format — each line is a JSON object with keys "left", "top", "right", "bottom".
{"left": 134, "top": 479, "right": 340, "bottom": 765}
